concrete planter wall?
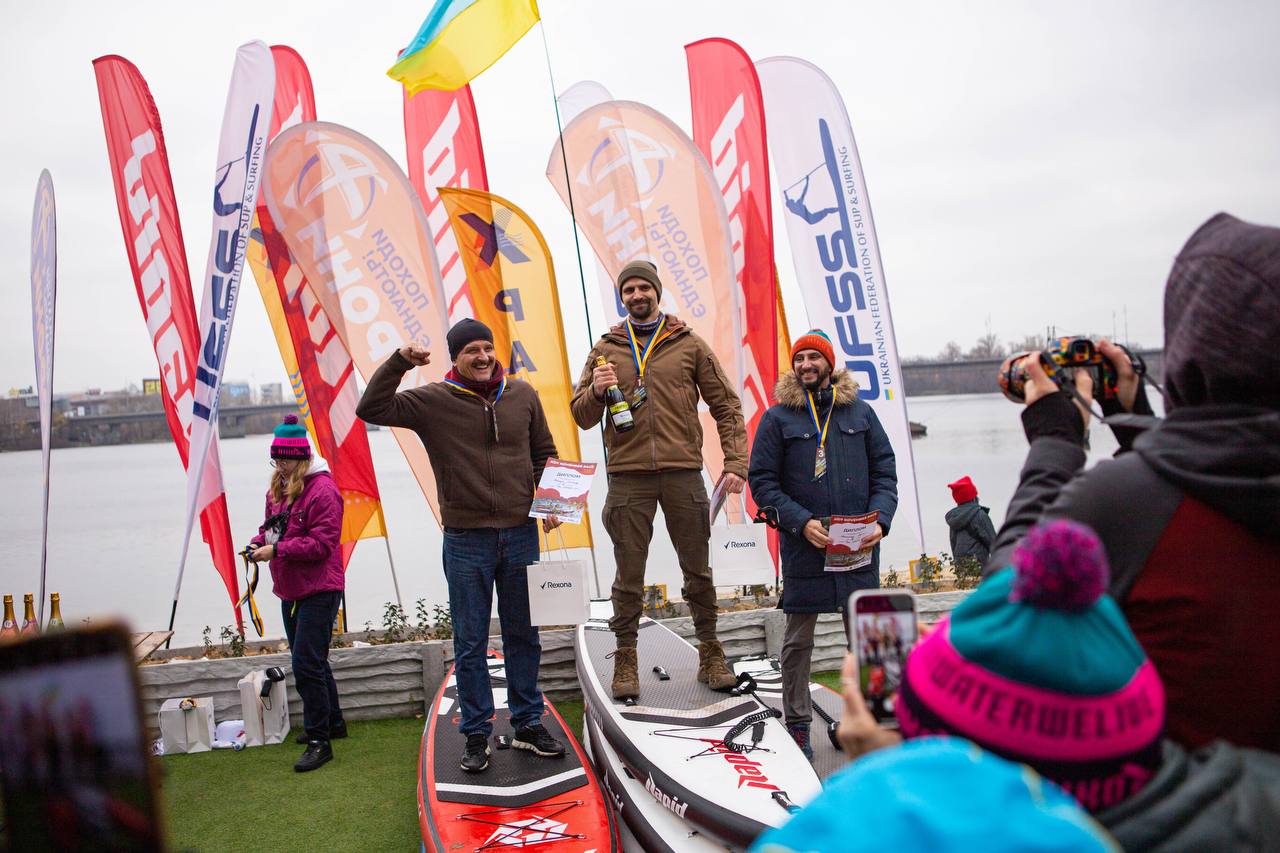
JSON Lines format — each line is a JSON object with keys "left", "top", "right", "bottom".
{"left": 140, "top": 591, "right": 970, "bottom": 739}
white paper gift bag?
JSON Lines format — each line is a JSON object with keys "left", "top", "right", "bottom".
{"left": 711, "top": 496, "right": 774, "bottom": 585}
{"left": 527, "top": 530, "right": 590, "bottom": 626}
{"left": 158, "top": 696, "right": 215, "bottom": 754}
{"left": 238, "top": 669, "right": 290, "bottom": 747}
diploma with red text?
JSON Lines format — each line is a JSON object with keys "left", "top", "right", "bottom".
{"left": 825, "top": 511, "right": 880, "bottom": 571}
{"left": 529, "top": 459, "right": 597, "bottom": 524}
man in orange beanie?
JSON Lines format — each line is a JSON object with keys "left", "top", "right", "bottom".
{"left": 748, "top": 328, "right": 898, "bottom": 759}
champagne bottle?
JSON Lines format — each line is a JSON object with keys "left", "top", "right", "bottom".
{"left": 596, "top": 356, "right": 635, "bottom": 433}
{"left": 0, "top": 595, "right": 17, "bottom": 640}
{"left": 47, "top": 593, "right": 64, "bottom": 631}
{"left": 20, "top": 594, "right": 38, "bottom": 636}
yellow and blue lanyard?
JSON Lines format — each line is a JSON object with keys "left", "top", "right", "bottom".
{"left": 237, "top": 547, "right": 265, "bottom": 637}
{"left": 624, "top": 316, "right": 673, "bottom": 385}
{"left": 625, "top": 316, "right": 674, "bottom": 409}
{"left": 443, "top": 376, "right": 507, "bottom": 441}
{"left": 805, "top": 386, "right": 838, "bottom": 480}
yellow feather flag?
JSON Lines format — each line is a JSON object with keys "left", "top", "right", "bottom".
{"left": 439, "top": 187, "right": 594, "bottom": 551}
{"left": 388, "top": 0, "right": 540, "bottom": 94}
{"left": 776, "top": 272, "right": 794, "bottom": 378}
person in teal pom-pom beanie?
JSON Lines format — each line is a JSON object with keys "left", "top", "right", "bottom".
{"left": 750, "top": 737, "right": 1117, "bottom": 853}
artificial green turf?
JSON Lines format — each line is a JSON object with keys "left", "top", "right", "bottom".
{"left": 162, "top": 674, "right": 840, "bottom": 851}
{"left": 161, "top": 717, "right": 425, "bottom": 852}
{"left": 812, "top": 669, "right": 842, "bottom": 692}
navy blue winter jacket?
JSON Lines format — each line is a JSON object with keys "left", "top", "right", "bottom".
{"left": 748, "top": 369, "right": 898, "bottom": 613}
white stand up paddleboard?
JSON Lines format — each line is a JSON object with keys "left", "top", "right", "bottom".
{"left": 584, "top": 706, "right": 732, "bottom": 852}
{"left": 576, "top": 604, "right": 820, "bottom": 849}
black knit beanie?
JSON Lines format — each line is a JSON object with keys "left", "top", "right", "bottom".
{"left": 1163, "top": 213, "right": 1280, "bottom": 410}
{"left": 447, "top": 318, "right": 494, "bottom": 362}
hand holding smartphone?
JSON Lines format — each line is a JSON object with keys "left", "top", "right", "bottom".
{"left": 847, "top": 589, "right": 919, "bottom": 726}
{"left": 0, "top": 624, "right": 165, "bottom": 851}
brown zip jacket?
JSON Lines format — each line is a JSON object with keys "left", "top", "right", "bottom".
{"left": 356, "top": 350, "right": 557, "bottom": 529}
{"left": 570, "top": 315, "right": 747, "bottom": 477}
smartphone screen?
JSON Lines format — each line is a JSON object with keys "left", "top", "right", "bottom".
{"left": 0, "top": 625, "right": 164, "bottom": 852}
{"left": 849, "top": 590, "right": 918, "bottom": 725}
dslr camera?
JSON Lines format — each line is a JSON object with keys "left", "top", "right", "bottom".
{"left": 998, "top": 336, "right": 1144, "bottom": 403}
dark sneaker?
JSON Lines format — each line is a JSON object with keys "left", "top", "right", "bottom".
{"left": 512, "top": 723, "right": 566, "bottom": 758}
{"left": 787, "top": 723, "right": 814, "bottom": 761}
{"left": 294, "top": 740, "right": 333, "bottom": 772}
{"left": 295, "top": 722, "right": 348, "bottom": 745}
{"left": 461, "top": 733, "right": 491, "bottom": 773}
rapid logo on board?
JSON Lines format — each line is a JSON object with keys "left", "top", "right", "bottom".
{"left": 644, "top": 774, "right": 689, "bottom": 818}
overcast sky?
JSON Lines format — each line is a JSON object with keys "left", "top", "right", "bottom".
{"left": 2, "top": 0, "right": 1278, "bottom": 394}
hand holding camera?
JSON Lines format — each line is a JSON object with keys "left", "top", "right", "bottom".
{"left": 998, "top": 336, "right": 1144, "bottom": 410}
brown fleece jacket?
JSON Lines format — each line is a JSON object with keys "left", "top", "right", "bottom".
{"left": 570, "top": 315, "right": 747, "bottom": 477}
{"left": 356, "top": 350, "right": 557, "bottom": 528}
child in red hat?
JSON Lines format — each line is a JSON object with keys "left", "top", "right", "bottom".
{"left": 945, "top": 476, "right": 995, "bottom": 567}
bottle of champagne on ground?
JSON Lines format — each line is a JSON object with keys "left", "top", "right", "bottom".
{"left": 47, "top": 593, "right": 64, "bottom": 631}
{"left": 20, "top": 594, "right": 38, "bottom": 636}
{"left": 0, "top": 596, "right": 17, "bottom": 641}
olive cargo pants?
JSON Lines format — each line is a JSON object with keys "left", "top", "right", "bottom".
{"left": 603, "top": 470, "right": 718, "bottom": 648}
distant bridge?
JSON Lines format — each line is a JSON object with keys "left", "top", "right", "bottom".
{"left": 60, "top": 403, "right": 301, "bottom": 446}
{"left": 900, "top": 349, "right": 1164, "bottom": 397}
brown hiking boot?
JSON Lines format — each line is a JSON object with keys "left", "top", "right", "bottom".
{"left": 697, "top": 640, "right": 736, "bottom": 691}
{"left": 610, "top": 646, "right": 639, "bottom": 700}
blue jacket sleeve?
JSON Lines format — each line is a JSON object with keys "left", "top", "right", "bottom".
{"left": 748, "top": 411, "right": 815, "bottom": 535}
{"left": 865, "top": 407, "right": 899, "bottom": 533}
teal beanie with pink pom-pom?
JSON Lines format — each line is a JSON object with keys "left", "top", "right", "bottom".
{"left": 270, "top": 413, "right": 311, "bottom": 460}
{"left": 897, "top": 519, "right": 1166, "bottom": 813}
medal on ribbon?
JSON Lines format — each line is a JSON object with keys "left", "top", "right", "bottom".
{"left": 625, "top": 316, "right": 670, "bottom": 412}
{"left": 806, "top": 387, "right": 837, "bottom": 481}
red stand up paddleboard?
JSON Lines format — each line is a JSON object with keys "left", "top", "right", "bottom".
{"left": 418, "top": 652, "right": 619, "bottom": 852}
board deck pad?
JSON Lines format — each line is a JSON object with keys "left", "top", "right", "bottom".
{"left": 583, "top": 709, "right": 731, "bottom": 853}
{"left": 577, "top": 615, "right": 820, "bottom": 849}
{"left": 582, "top": 622, "right": 756, "bottom": 718}
{"left": 733, "top": 657, "right": 846, "bottom": 781}
{"left": 419, "top": 653, "right": 618, "bottom": 852}
{"left": 430, "top": 658, "right": 585, "bottom": 807}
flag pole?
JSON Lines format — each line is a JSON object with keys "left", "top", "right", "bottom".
{"left": 537, "top": 21, "right": 594, "bottom": 358}
{"left": 381, "top": 530, "right": 405, "bottom": 611}
{"left": 165, "top": 452, "right": 205, "bottom": 648}
{"left": 539, "top": 18, "right": 609, "bottom": 598}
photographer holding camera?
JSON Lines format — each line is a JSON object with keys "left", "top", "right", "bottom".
{"left": 248, "top": 415, "right": 346, "bottom": 772}
{"left": 985, "top": 212, "right": 1280, "bottom": 753}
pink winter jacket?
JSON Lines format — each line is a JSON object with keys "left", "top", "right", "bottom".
{"left": 250, "top": 466, "right": 345, "bottom": 602}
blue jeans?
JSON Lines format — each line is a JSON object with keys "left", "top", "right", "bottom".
{"left": 282, "top": 590, "right": 345, "bottom": 741}
{"left": 443, "top": 521, "right": 544, "bottom": 737}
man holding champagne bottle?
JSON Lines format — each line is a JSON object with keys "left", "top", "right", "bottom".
{"left": 571, "top": 261, "right": 748, "bottom": 699}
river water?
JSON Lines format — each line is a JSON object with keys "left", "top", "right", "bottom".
{"left": 0, "top": 393, "right": 1140, "bottom": 646}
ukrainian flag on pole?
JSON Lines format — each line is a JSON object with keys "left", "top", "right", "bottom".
{"left": 388, "top": 0, "right": 540, "bottom": 94}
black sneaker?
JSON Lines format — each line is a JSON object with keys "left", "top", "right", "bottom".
{"left": 296, "top": 722, "right": 348, "bottom": 745}
{"left": 460, "top": 733, "right": 490, "bottom": 773}
{"left": 512, "top": 723, "right": 566, "bottom": 758}
{"left": 294, "top": 740, "right": 333, "bottom": 772}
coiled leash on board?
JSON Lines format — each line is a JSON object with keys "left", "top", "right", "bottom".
{"left": 737, "top": 656, "right": 843, "bottom": 751}
{"left": 236, "top": 546, "right": 265, "bottom": 638}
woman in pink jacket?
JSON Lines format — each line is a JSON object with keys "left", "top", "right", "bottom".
{"left": 249, "top": 414, "right": 345, "bottom": 772}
